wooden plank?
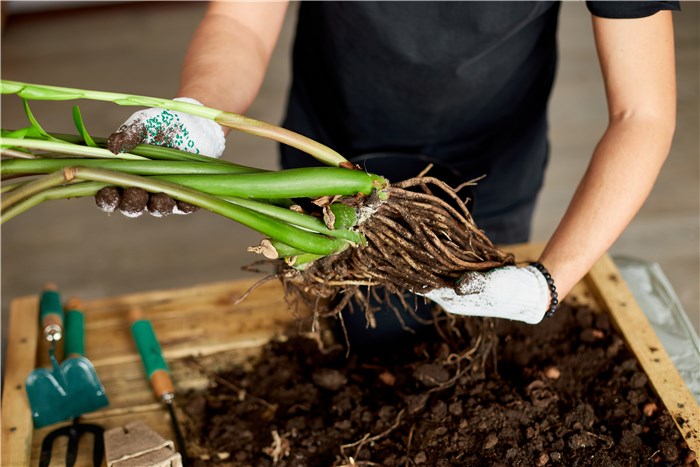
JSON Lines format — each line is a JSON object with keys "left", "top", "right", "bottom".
{"left": 587, "top": 254, "right": 700, "bottom": 454}
{"left": 1, "top": 295, "right": 40, "bottom": 467}
{"left": 34, "top": 278, "right": 303, "bottom": 369}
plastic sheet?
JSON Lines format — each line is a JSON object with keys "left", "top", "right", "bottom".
{"left": 614, "top": 256, "right": 700, "bottom": 403}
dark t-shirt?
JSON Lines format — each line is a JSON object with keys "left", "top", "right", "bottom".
{"left": 280, "top": 1, "right": 679, "bottom": 230}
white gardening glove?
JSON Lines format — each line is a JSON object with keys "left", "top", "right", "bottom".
{"left": 418, "top": 265, "right": 554, "bottom": 324}
{"left": 107, "top": 97, "right": 225, "bottom": 157}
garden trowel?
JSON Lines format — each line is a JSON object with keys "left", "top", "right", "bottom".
{"left": 26, "top": 290, "right": 109, "bottom": 428}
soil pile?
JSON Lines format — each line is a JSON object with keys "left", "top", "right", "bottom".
{"left": 180, "top": 303, "right": 694, "bottom": 466}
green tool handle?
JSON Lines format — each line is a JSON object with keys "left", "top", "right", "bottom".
{"left": 64, "top": 299, "right": 85, "bottom": 358}
{"left": 39, "top": 283, "right": 63, "bottom": 341}
{"left": 130, "top": 310, "right": 174, "bottom": 399}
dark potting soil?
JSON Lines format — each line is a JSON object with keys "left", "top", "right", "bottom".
{"left": 180, "top": 303, "right": 695, "bottom": 466}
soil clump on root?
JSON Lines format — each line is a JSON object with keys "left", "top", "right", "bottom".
{"left": 107, "top": 119, "right": 179, "bottom": 154}
{"left": 179, "top": 302, "right": 694, "bottom": 466}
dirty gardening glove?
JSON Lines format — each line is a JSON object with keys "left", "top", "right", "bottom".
{"left": 95, "top": 97, "right": 226, "bottom": 218}
{"left": 95, "top": 186, "right": 202, "bottom": 218}
{"left": 107, "top": 97, "right": 225, "bottom": 157}
{"left": 420, "top": 265, "right": 556, "bottom": 324}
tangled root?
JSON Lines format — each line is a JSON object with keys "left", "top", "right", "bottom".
{"left": 281, "top": 175, "right": 514, "bottom": 319}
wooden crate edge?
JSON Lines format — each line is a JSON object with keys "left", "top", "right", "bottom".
{"left": 1, "top": 295, "right": 40, "bottom": 467}
{"left": 587, "top": 254, "right": 700, "bottom": 454}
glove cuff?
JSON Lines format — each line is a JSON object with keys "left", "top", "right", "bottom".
{"left": 530, "top": 262, "right": 559, "bottom": 318}
{"left": 517, "top": 266, "right": 552, "bottom": 324}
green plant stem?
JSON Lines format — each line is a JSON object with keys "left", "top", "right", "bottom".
{"left": 268, "top": 239, "right": 308, "bottom": 258}
{"left": 214, "top": 113, "right": 347, "bottom": 167}
{"left": 0, "top": 178, "right": 357, "bottom": 252}
{"left": 1, "top": 80, "right": 349, "bottom": 167}
{"left": 1, "top": 159, "right": 264, "bottom": 177}
{"left": 223, "top": 196, "right": 363, "bottom": 243}
{"left": 1, "top": 148, "right": 37, "bottom": 159}
{"left": 3, "top": 129, "right": 258, "bottom": 167}
{"left": 1, "top": 179, "right": 31, "bottom": 193}
{"left": 156, "top": 167, "right": 386, "bottom": 199}
{"left": 0, "top": 168, "right": 362, "bottom": 242}
{"left": 288, "top": 253, "right": 325, "bottom": 269}
{"left": 1, "top": 171, "right": 73, "bottom": 211}
{"left": 53, "top": 133, "right": 243, "bottom": 165}
{"left": 2, "top": 160, "right": 379, "bottom": 212}
{"left": 13, "top": 167, "right": 349, "bottom": 256}
{"left": 1, "top": 182, "right": 107, "bottom": 223}
{"left": 1, "top": 138, "right": 148, "bottom": 160}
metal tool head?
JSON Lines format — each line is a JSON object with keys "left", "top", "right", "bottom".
{"left": 26, "top": 348, "right": 72, "bottom": 427}
{"left": 26, "top": 301, "right": 109, "bottom": 428}
{"left": 25, "top": 350, "right": 109, "bottom": 428}
{"left": 61, "top": 356, "right": 109, "bottom": 412}
{"left": 39, "top": 418, "right": 104, "bottom": 467}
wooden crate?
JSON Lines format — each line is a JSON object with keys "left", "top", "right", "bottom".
{"left": 2, "top": 244, "right": 699, "bottom": 466}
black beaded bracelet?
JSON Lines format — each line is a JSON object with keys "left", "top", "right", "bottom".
{"left": 530, "top": 262, "right": 558, "bottom": 318}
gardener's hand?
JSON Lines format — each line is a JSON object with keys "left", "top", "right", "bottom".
{"left": 97, "top": 97, "right": 225, "bottom": 217}
{"left": 419, "top": 265, "right": 555, "bottom": 324}
{"left": 107, "top": 97, "right": 225, "bottom": 157}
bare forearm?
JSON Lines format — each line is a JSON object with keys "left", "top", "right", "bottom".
{"left": 537, "top": 10, "right": 676, "bottom": 301}
{"left": 178, "top": 15, "right": 264, "bottom": 113}
{"left": 177, "top": 2, "right": 288, "bottom": 133}
{"left": 539, "top": 115, "right": 674, "bottom": 297}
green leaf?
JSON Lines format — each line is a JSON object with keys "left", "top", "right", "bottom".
{"left": 20, "top": 88, "right": 84, "bottom": 100}
{"left": 1, "top": 81, "right": 83, "bottom": 100}
{"left": 21, "top": 99, "right": 70, "bottom": 146}
{"left": 22, "top": 99, "right": 51, "bottom": 138}
{"left": 113, "top": 96, "right": 170, "bottom": 107}
{"left": 21, "top": 99, "right": 70, "bottom": 144}
{"left": 2, "top": 126, "right": 43, "bottom": 139}
{"left": 0, "top": 80, "right": 24, "bottom": 94}
{"left": 72, "top": 106, "right": 98, "bottom": 147}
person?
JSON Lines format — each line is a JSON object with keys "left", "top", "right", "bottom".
{"left": 105, "top": 1, "right": 679, "bottom": 325}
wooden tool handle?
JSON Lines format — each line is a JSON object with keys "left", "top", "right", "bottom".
{"left": 129, "top": 308, "right": 173, "bottom": 399}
